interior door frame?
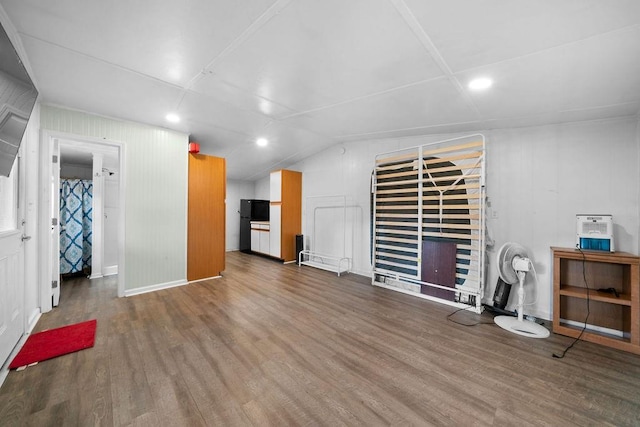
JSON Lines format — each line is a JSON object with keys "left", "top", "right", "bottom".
{"left": 40, "top": 130, "right": 126, "bottom": 311}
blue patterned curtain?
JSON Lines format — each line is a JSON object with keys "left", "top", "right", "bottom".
{"left": 60, "top": 179, "right": 93, "bottom": 274}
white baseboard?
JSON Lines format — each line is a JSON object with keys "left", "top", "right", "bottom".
{"left": 89, "top": 273, "right": 104, "bottom": 279}
{"left": 124, "top": 279, "right": 188, "bottom": 297}
{"left": 27, "top": 309, "right": 41, "bottom": 333}
{"left": 102, "top": 265, "right": 118, "bottom": 276}
{"left": 188, "top": 275, "right": 222, "bottom": 284}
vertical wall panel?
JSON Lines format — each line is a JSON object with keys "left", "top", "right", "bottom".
{"left": 41, "top": 105, "right": 188, "bottom": 291}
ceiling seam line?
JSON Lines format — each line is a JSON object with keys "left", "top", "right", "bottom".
{"left": 388, "top": 0, "right": 482, "bottom": 118}
{"left": 18, "top": 32, "right": 185, "bottom": 91}
{"left": 558, "top": 101, "right": 640, "bottom": 114}
{"left": 277, "top": 77, "right": 444, "bottom": 120}
{"left": 336, "top": 103, "right": 640, "bottom": 141}
{"left": 336, "top": 120, "right": 485, "bottom": 139}
{"left": 454, "top": 22, "right": 640, "bottom": 75}
{"left": 179, "top": 86, "right": 290, "bottom": 121}
{"left": 245, "top": 143, "right": 333, "bottom": 181}
{"left": 176, "top": 0, "right": 296, "bottom": 112}
{"left": 192, "top": 0, "right": 296, "bottom": 81}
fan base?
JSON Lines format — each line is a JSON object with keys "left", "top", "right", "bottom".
{"left": 494, "top": 315, "right": 550, "bottom": 339}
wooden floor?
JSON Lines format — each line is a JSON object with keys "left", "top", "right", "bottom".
{"left": 2, "top": 251, "right": 640, "bottom": 426}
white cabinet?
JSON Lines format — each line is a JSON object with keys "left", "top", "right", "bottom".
{"left": 259, "top": 231, "right": 270, "bottom": 254}
{"left": 251, "top": 229, "right": 260, "bottom": 252}
{"left": 270, "top": 170, "right": 282, "bottom": 202}
{"left": 251, "top": 222, "right": 270, "bottom": 255}
{"left": 269, "top": 204, "right": 281, "bottom": 257}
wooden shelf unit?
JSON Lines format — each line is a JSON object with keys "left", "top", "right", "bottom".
{"left": 552, "top": 247, "right": 640, "bottom": 354}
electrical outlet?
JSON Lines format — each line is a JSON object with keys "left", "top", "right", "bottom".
{"left": 491, "top": 210, "right": 498, "bottom": 219}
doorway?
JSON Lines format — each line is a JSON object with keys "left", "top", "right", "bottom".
{"left": 41, "top": 131, "right": 126, "bottom": 311}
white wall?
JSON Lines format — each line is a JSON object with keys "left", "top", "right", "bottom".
{"left": 40, "top": 105, "right": 189, "bottom": 292}
{"left": 264, "top": 117, "right": 639, "bottom": 320}
{"left": 255, "top": 177, "right": 270, "bottom": 200}
{"left": 226, "top": 179, "right": 255, "bottom": 251}
{"left": 484, "top": 118, "right": 639, "bottom": 320}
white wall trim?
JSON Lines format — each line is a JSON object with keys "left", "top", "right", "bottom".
{"left": 38, "top": 129, "right": 52, "bottom": 313}
{"left": 124, "top": 279, "right": 188, "bottom": 297}
{"left": 102, "top": 265, "right": 118, "bottom": 276}
{"left": 89, "top": 153, "right": 104, "bottom": 278}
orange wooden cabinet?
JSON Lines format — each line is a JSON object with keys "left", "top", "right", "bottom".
{"left": 269, "top": 169, "right": 301, "bottom": 262}
{"left": 187, "top": 154, "right": 225, "bottom": 281}
{"left": 552, "top": 247, "right": 640, "bottom": 354}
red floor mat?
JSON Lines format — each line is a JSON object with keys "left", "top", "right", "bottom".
{"left": 9, "top": 319, "right": 96, "bottom": 369}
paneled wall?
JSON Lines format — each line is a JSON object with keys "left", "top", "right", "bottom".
{"left": 255, "top": 116, "right": 640, "bottom": 320}
{"left": 41, "top": 105, "right": 188, "bottom": 292}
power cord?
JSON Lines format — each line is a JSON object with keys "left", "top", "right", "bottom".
{"left": 447, "top": 306, "right": 495, "bottom": 327}
{"left": 553, "top": 248, "right": 590, "bottom": 359}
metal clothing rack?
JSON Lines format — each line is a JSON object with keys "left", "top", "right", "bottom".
{"left": 299, "top": 195, "right": 352, "bottom": 276}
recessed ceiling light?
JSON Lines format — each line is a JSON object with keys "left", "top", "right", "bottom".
{"left": 468, "top": 78, "right": 493, "bottom": 91}
{"left": 166, "top": 113, "right": 180, "bottom": 123}
{"left": 256, "top": 138, "right": 268, "bottom": 147}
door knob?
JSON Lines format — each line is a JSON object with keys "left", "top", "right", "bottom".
{"left": 21, "top": 235, "right": 32, "bottom": 242}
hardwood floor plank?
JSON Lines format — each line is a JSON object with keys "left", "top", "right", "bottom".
{"left": 2, "top": 251, "right": 640, "bottom": 426}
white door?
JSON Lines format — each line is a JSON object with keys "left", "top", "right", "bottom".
{"left": 0, "top": 156, "right": 25, "bottom": 366}
{"left": 51, "top": 139, "right": 60, "bottom": 306}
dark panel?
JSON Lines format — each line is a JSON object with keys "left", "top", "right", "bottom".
{"left": 421, "top": 239, "right": 457, "bottom": 301}
{"left": 239, "top": 218, "right": 252, "bottom": 252}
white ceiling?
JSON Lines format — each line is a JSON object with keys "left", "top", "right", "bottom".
{"left": 2, "top": 0, "right": 639, "bottom": 180}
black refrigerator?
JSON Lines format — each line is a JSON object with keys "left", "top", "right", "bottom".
{"left": 239, "top": 199, "right": 270, "bottom": 252}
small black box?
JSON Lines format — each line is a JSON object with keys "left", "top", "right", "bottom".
{"left": 295, "top": 234, "right": 304, "bottom": 265}
{"left": 493, "top": 277, "right": 512, "bottom": 310}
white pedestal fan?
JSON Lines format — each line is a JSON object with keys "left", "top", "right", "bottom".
{"left": 494, "top": 242, "right": 550, "bottom": 338}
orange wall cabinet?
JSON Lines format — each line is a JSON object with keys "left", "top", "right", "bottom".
{"left": 552, "top": 247, "right": 640, "bottom": 354}
{"left": 188, "top": 154, "right": 226, "bottom": 281}
{"left": 269, "top": 169, "right": 302, "bottom": 262}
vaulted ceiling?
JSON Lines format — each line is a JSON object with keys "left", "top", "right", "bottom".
{"left": 2, "top": 0, "right": 639, "bottom": 180}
